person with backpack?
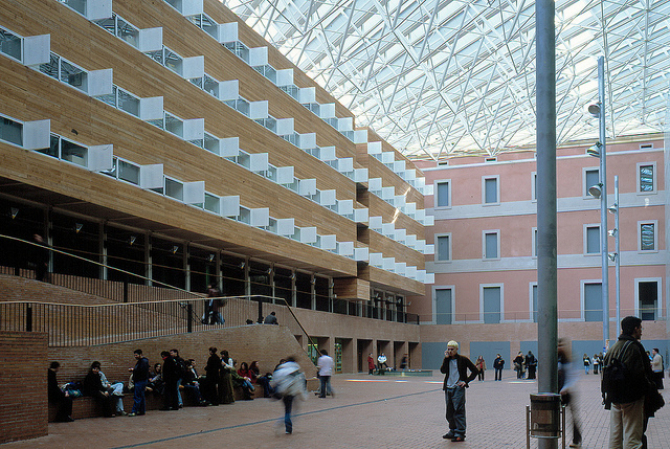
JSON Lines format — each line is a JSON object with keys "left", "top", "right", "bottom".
{"left": 602, "top": 316, "right": 654, "bottom": 448}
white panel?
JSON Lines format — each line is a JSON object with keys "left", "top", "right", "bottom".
{"left": 381, "top": 152, "right": 395, "bottom": 163}
{"left": 406, "top": 234, "right": 417, "bottom": 247}
{"left": 424, "top": 244, "right": 435, "bottom": 255}
{"left": 424, "top": 184, "right": 434, "bottom": 196}
{"left": 139, "top": 164, "right": 163, "bottom": 189}
{"left": 337, "top": 117, "right": 353, "bottom": 132}
{"left": 248, "top": 47, "right": 268, "bottom": 66}
{"left": 354, "top": 247, "right": 369, "bottom": 262}
{"left": 337, "top": 158, "right": 354, "bottom": 172}
{"left": 394, "top": 195, "right": 406, "bottom": 207}
{"left": 382, "top": 257, "right": 395, "bottom": 270}
{"left": 298, "top": 133, "right": 316, "bottom": 150}
{"left": 369, "top": 252, "right": 383, "bottom": 266}
{"left": 353, "top": 168, "right": 368, "bottom": 183}
{"left": 338, "top": 241, "right": 354, "bottom": 256}
{"left": 415, "top": 270, "right": 426, "bottom": 282}
{"left": 182, "top": 56, "right": 204, "bottom": 79}
{"left": 406, "top": 266, "right": 417, "bottom": 279}
{"left": 250, "top": 208, "right": 269, "bottom": 227}
{"left": 354, "top": 208, "right": 368, "bottom": 223}
{"left": 405, "top": 202, "right": 417, "bottom": 215}
{"left": 221, "top": 196, "right": 240, "bottom": 216}
{"left": 275, "top": 118, "right": 294, "bottom": 136}
{"left": 299, "top": 227, "right": 317, "bottom": 244}
{"left": 392, "top": 160, "right": 406, "bottom": 172}
{"left": 319, "top": 146, "right": 336, "bottom": 161}
{"left": 219, "top": 80, "right": 239, "bottom": 101}
{"left": 424, "top": 215, "right": 435, "bottom": 226}
{"left": 138, "top": 27, "right": 163, "bottom": 53}
{"left": 22, "top": 120, "right": 50, "bottom": 150}
{"left": 415, "top": 209, "right": 426, "bottom": 221}
{"left": 368, "top": 178, "right": 382, "bottom": 191}
{"left": 394, "top": 228, "right": 406, "bottom": 242}
{"left": 276, "top": 69, "right": 293, "bottom": 86}
{"left": 415, "top": 177, "right": 426, "bottom": 188}
{"left": 319, "top": 190, "right": 337, "bottom": 206}
{"left": 87, "top": 69, "right": 113, "bottom": 96}
{"left": 183, "top": 181, "right": 205, "bottom": 204}
{"left": 249, "top": 101, "right": 268, "bottom": 119}
{"left": 337, "top": 200, "right": 353, "bottom": 215}
{"left": 23, "top": 34, "right": 50, "bottom": 66}
{"left": 276, "top": 166, "right": 294, "bottom": 184}
{"left": 395, "top": 263, "right": 406, "bottom": 275}
{"left": 368, "top": 216, "right": 383, "bottom": 229}
{"left": 139, "top": 96, "right": 163, "bottom": 121}
{"left": 425, "top": 273, "right": 435, "bottom": 284}
{"left": 299, "top": 179, "right": 317, "bottom": 196}
{"left": 381, "top": 186, "right": 395, "bottom": 200}
{"left": 320, "top": 235, "right": 337, "bottom": 250}
{"left": 182, "top": 0, "right": 204, "bottom": 16}
{"left": 405, "top": 169, "right": 416, "bottom": 181}
{"left": 381, "top": 223, "right": 395, "bottom": 237}
{"left": 276, "top": 218, "right": 295, "bottom": 236}
{"left": 298, "top": 87, "right": 315, "bottom": 103}
{"left": 367, "top": 141, "right": 382, "bottom": 154}
{"left": 220, "top": 137, "right": 239, "bottom": 157}
{"left": 88, "top": 144, "right": 113, "bottom": 171}
{"left": 415, "top": 240, "right": 426, "bottom": 252}
{"left": 219, "top": 22, "right": 238, "bottom": 43}
{"left": 249, "top": 153, "right": 269, "bottom": 172}
{"left": 353, "top": 130, "right": 367, "bottom": 144}
{"left": 319, "top": 103, "right": 336, "bottom": 118}
{"left": 86, "top": 0, "right": 113, "bottom": 20}
{"left": 183, "top": 118, "right": 205, "bottom": 141}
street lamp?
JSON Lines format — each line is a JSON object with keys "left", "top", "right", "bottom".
{"left": 587, "top": 56, "right": 609, "bottom": 352}
{"left": 608, "top": 176, "right": 620, "bottom": 336}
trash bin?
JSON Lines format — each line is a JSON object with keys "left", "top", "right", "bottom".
{"left": 530, "top": 393, "right": 561, "bottom": 439}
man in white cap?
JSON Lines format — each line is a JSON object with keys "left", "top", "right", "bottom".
{"left": 440, "top": 340, "right": 478, "bottom": 442}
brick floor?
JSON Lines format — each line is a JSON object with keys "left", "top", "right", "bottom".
{"left": 5, "top": 371, "right": 669, "bottom": 449}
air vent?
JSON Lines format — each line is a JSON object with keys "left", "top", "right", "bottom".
{"left": 438, "top": 161, "right": 449, "bottom": 166}
{"left": 485, "top": 157, "right": 496, "bottom": 163}
{"left": 639, "top": 143, "right": 653, "bottom": 150}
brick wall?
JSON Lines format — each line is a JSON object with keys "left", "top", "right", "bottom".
{"left": 0, "top": 331, "right": 48, "bottom": 444}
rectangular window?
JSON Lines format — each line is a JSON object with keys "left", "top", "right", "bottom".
{"left": 586, "top": 226, "right": 600, "bottom": 254}
{"left": 164, "top": 114, "right": 184, "bottom": 137}
{"left": 584, "top": 283, "right": 602, "bottom": 322}
{"left": 39, "top": 53, "right": 60, "bottom": 80}
{"left": 533, "top": 228, "right": 538, "bottom": 257}
{"left": 164, "top": 48, "right": 183, "bottom": 75}
{"left": 0, "top": 27, "right": 22, "bottom": 61}
{"left": 0, "top": 117, "right": 23, "bottom": 146}
{"left": 116, "top": 16, "right": 140, "bottom": 47}
{"left": 203, "top": 74, "right": 219, "bottom": 98}
{"left": 118, "top": 160, "right": 140, "bottom": 185}
{"left": 640, "top": 223, "right": 655, "bottom": 251}
{"left": 585, "top": 169, "right": 599, "bottom": 197}
{"left": 38, "top": 134, "right": 60, "bottom": 158}
{"left": 484, "top": 231, "right": 498, "bottom": 259}
{"left": 58, "top": 0, "right": 87, "bottom": 16}
{"left": 436, "top": 235, "right": 450, "bottom": 261}
{"left": 61, "top": 139, "right": 88, "bottom": 166}
{"left": 204, "top": 193, "right": 220, "bottom": 214}
{"left": 532, "top": 284, "right": 538, "bottom": 323}
{"left": 484, "top": 177, "right": 498, "bottom": 203}
{"left": 165, "top": 178, "right": 183, "bottom": 201}
{"left": 435, "top": 288, "right": 452, "bottom": 325}
{"left": 638, "top": 281, "right": 658, "bottom": 321}
{"left": 639, "top": 164, "right": 654, "bottom": 192}
{"left": 60, "top": 59, "right": 86, "bottom": 91}
{"left": 483, "top": 286, "right": 501, "bottom": 324}
{"left": 117, "top": 89, "right": 140, "bottom": 116}
{"left": 436, "top": 181, "right": 450, "bottom": 207}
{"left": 532, "top": 172, "right": 537, "bottom": 200}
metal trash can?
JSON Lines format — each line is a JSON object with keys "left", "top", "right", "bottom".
{"left": 529, "top": 393, "right": 561, "bottom": 439}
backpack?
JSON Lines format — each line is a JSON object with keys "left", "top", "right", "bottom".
{"left": 601, "top": 341, "right": 632, "bottom": 409}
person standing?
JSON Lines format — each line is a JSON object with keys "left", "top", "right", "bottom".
{"left": 218, "top": 350, "right": 235, "bottom": 404}
{"left": 400, "top": 354, "right": 408, "bottom": 371}
{"left": 48, "top": 362, "right": 74, "bottom": 423}
{"left": 32, "top": 234, "right": 50, "bottom": 282}
{"left": 317, "top": 349, "right": 335, "bottom": 398}
{"left": 602, "top": 316, "right": 654, "bottom": 449}
{"left": 558, "top": 338, "right": 582, "bottom": 448}
{"left": 271, "top": 357, "right": 307, "bottom": 435}
{"left": 475, "top": 356, "right": 486, "bottom": 381}
{"left": 440, "top": 340, "right": 478, "bottom": 442}
{"left": 583, "top": 354, "right": 591, "bottom": 375}
{"left": 377, "top": 353, "right": 388, "bottom": 375}
{"left": 128, "top": 349, "right": 149, "bottom": 416}
{"left": 526, "top": 351, "right": 537, "bottom": 380}
{"left": 493, "top": 354, "right": 505, "bottom": 381}
{"left": 514, "top": 352, "right": 525, "bottom": 379}
{"left": 203, "top": 347, "right": 220, "bottom": 405}
{"left": 593, "top": 354, "right": 600, "bottom": 375}
{"left": 160, "top": 351, "right": 180, "bottom": 411}
{"left": 367, "top": 353, "right": 375, "bottom": 375}
{"left": 650, "top": 348, "right": 664, "bottom": 390}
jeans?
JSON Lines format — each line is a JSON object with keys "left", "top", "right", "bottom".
{"left": 319, "top": 375, "right": 332, "bottom": 398}
{"left": 283, "top": 395, "right": 294, "bottom": 433}
{"left": 609, "top": 397, "right": 644, "bottom": 449}
{"left": 445, "top": 386, "right": 467, "bottom": 437}
{"left": 494, "top": 368, "right": 503, "bottom": 381}
{"left": 132, "top": 379, "right": 147, "bottom": 414}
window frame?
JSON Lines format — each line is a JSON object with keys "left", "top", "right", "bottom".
{"left": 0, "top": 25, "right": 23, "bottom": 62}
{"left": 482, "top": 229, "right": 500, "bottom": 260}
{"left": 583, "top": 167, "right": 600, "bottom": 198}
{"left": 435, "top": 179, "right": 451, "bottom": 208}
{"left": 482, "top": 175, "right": 500, "bottom": 205}
{"left": 532, "top": 227, "right": 538, "bottom": 258}
{"left": 636, "top": 162, "right": 656, "bottom": 194}
{"left": 638, "top": 220, "right": 658, "bottom": 252}
{"left": 435, "top": 233, "right": 451, "bottom": 262}
{"left": 584, "top": 224, "right": 601, "bottom": 255}
{"left": 531, "top": 171, "right": 537, "bottom": 201}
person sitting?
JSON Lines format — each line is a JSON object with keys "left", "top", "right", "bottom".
{"left": 234, "top": 361, "right": 255, "bottom": 400}
{"left": 146, "top": 363, "right": 164, "bottom": 395}
{"left": 48, "top": 362, "right": 74, "bottom": 422}
{"left": 98, "top": 363, "right": 126, "bottom": 416}
{"left": 264, "top": 311, "right": 278, "bottom": 325}
{"left": 82, "top": 361, "right": 115, "bottom": 417}
{"left": 249, "top": 360, "right": 273, "bottom": 398}
{"left": 182, "top": 359, "right": 207, "bottom": 405}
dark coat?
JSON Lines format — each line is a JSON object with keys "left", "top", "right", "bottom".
{"left": 440, "top": 353, "right": 478, "bottom": 390}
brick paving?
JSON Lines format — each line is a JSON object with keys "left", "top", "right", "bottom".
{"left": 5, "top": 371, "right": 669, "bottom": 449}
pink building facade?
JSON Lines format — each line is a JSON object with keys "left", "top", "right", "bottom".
{"left": 412, "top": 135, "right": 669, "bottom": 368}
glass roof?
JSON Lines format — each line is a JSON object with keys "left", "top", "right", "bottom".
{"left": 225, "top": 0, "right": 670, "bottom": 160}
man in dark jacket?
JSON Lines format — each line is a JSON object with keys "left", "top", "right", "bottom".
{"left": 48, "top": 361, "right": 74, "bottom": 422}
{"left": 602, "top": 316, "right": 653, "bottom": 448}
{"left": 82, "top": 361, "right": 114, "bottom": 417}
{"left": 129, "top": 349, "right": 149, "bottom": 416}
{"left": 161, "top": 351, "right": 180, "bottom": 411}
{"left": 440, "top": 340, "right": 478, "bottom": 442}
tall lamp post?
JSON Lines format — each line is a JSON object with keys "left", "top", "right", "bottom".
{"left": 608, "top": 176, "right": 620, "bottom": 335}
{"left": 587, "top": 56, "right": 609, "bottom": 352}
